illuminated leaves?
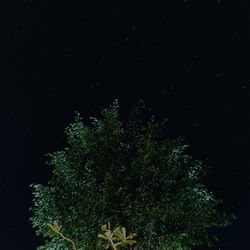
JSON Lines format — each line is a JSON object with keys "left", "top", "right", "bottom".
{"left": 98, "top": 222, "right": 137, "bottom": 250}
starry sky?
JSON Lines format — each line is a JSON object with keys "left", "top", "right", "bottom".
{"left": 1, "top": 1, "right": 250, "bottom": 249}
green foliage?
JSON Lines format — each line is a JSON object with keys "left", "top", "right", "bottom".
{"left": 29, "top": 99, "right": 235, "bottom": 250}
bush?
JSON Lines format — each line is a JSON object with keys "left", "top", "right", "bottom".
{"left": 29, "top": 99, "right": 234, "bottom": 249}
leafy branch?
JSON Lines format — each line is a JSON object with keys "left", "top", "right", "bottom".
{"left": 47, "top": 220, "right": 77, "bottom": 250}
{"left": 98, "top": 222, "right": 137, "bottom": 250}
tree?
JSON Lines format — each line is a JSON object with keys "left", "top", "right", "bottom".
{"left": 29, "top": 99, "right": 234, "bottom": 250}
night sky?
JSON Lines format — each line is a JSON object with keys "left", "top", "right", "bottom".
{"left": 1, "top": 1, "right": 250, "bottom": 249}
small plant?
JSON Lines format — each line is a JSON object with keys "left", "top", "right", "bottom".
{"left": 47, "top": 220, "right": 77, "bottom": 250}
{"left": 98, "top": 222, "right": 137, "bottom": 250}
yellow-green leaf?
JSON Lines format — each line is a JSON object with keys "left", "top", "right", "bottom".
{"left": 98, "top": 234, "right": 107, "bottom": 240}
{"left": 121, "top": 227, "right": 126, "bottom": 237}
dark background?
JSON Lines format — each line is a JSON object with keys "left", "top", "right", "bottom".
{"left": 1, "top": 1, "right": 250, "bottom": 249}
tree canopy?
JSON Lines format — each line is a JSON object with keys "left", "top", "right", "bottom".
{"left": 29, "top": 100, "right": 234, "bottom": 250}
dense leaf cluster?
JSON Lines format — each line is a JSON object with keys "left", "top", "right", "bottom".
{"left": 29, "top": 100, "right": 233, "bottom": 250}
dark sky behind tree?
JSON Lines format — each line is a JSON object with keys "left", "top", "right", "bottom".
{"left": 1, "top": 1, "right": 250, "bottom": 249}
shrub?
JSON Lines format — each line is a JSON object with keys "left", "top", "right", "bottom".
{"left": 29, "top": 99, "right": 234, "bottom": 249}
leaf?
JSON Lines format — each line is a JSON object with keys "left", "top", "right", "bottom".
{"left": 103, "top": 242, "right": 111, "bottom": 249}
{"left": 101, "top": 224, "right": 107, "bottom": 231}
{"left": 121, "top": 227, "right": 126, "bottom": 238}
{"left": 98, "top": 234, "right": 108, "bottom": 240}
{"left": 126, "top": 233, "right": 137, "bottom": 239}
{"left": 113, "top": 227, "right": 121, "bottom": 234}
{"left": 124, "top": 239, "right": 137, "bottom": 245}
{"left": 104, "top": 231, "right": 112, "bottom": 240}
{"left": 113, "top": 227, "right": 123, "bottom": 239}
{"left": 47, "top": 221, "right": 62, "bottom": 235}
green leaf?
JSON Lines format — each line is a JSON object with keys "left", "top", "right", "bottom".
{"left": 98, "top": 234, "right": 107, "bottom": 240}
{"left": 126, "top": 233, "right": 137, "bottom": 239}
{"left": 124, "top": 239, "right": 137, "bottom": 245}
{"left": 104, "top": 231, "right": 112, "bottom": 240}
{"left": 103, "top": 242, "right": 111, "bottom": 249}
{"left": 121, "top": 227, "right": 126, "bottom": 238}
